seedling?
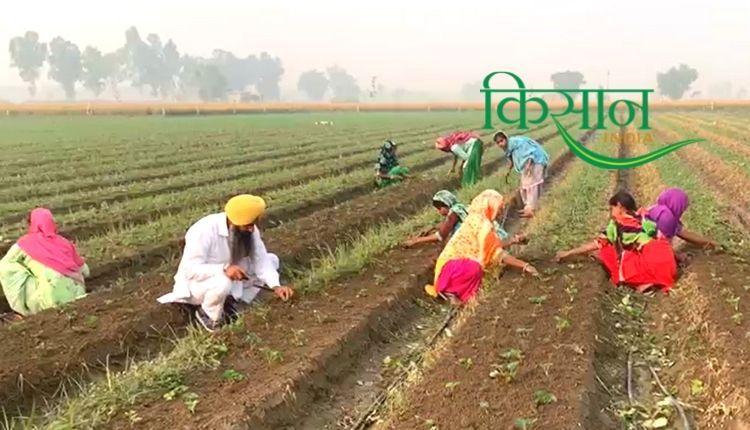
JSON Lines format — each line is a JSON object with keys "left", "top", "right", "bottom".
{"left": 213, "top": 342, "right": 229, "bottom": 358}
{"left": 514, "top": 417, "right": 537, "bottom": 429}
{"left": 529, "top": 295, "right": 547, "bottom": 305}
{"left": 732, "top": 313, "right": 743, "bottom": 325}
{"left": 726, "top": 295, "right": 740, "bottom": 312}
{"left": 444, "top": 381, "right": 460, "bottom": 394}
{"left": 500, "top": 348, "right": 524, "bottom": 361}
{"left": 182, "top": 392, "right": 199, "bottom": 414}
{"left": 565, "top": 285, "right": 579, "bottom": 303}
{"left": 261, "top": 347, "right": 284, "bottom": 364}
{"left": 383, "top": 355, "right": 404, "bottom": 370}
{"left": 252, "top": 304, "right": 271, "bottom": 321}
{"left": 555, "top": 316, "right": 571, "bottom": 332}
{"left": 244, "top": 332, "right": 262, "bottom": 346}
{"left": 124, "top": 410, "right": 142, "bottom": 424}
{"left": 291, "top": 329, "right": 306, "bottom": 347}
{"left": 690, "top": 378, "right": 704, "bottom": 396}
{"left": 458, "top": 357, "right": 474, "bottom": 370}
{"left": 222, "top": 369, "right": 246, "bottom": 383}
{"left": 223, "top": 316, "right": 245, "bottom": 333}
{"left": 533, "top": 389, "right": 557, "bottom": 407}
{"left": 498, "top": 361, "right": 520, "bottom": 383}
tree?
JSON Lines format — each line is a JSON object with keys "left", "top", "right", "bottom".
{"left": 297, "top": 70, "right": 328, "bottom": 101}
{"left": 120, "top": 27, "right": 180, "bottom": 98}
{"left": 550, "top": 71, "right": 586, "bottom": 90}
{"left": 81, "top": 47, "right": 109, "bottom": 96}
{"left": 656, "top": 64, "right": 698, "bottom": 100}
{"left": 327, "top": 66, "right": 360, "bottom": 102}
{"left": 255, "top": 52, "right": 284, "bottom": 100}
{"left": 193, "top": 64, "right": 227, "bottom": 101}
{"left": 8, "top": 31, "right": 47, "bottom": 96}
{"left": 47, "top": 36, "right": 82, "bottom": 100}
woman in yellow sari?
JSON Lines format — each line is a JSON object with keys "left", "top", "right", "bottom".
{"left": 425, "top": 189, "right": 539, "bottom": 304}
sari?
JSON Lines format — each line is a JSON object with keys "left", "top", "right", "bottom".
{"left": 425, "top": 190, "right": 506, "bottom": 303}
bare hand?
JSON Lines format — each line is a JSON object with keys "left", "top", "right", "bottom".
{"left": 402, "top": 238, "right": 418, "bottom": 248}
{"left": 704, "top": 240, "right": 719, "bottom": 250}
{"left": 274, "top": 286, "right": 294, "bottom": 301}
{"left": 523, "top": 264, "right": 540, "bottom": 276}
{"left": 553, "top": 251, "right": 568, "bottom": 263}
{"left": 512, "top": 234, "right": 528, "bottom": 245}
{"left": 225, "top": 265, "right": 248, "bottom": 281}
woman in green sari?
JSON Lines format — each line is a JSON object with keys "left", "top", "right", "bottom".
{"left": 435, "top": 131, "right": 483, "bottom": 187}
{"left": 375, "top": 140, "right": 410, "bottom": 188}
{"left": 402, "top": 190, "right": 525, "bottom": 248}
{"left": 0, "top": 208, "right": 88, "bottom": 317}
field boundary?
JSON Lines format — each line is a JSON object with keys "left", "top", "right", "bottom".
{"left": 1, "top": 100, "right": 748, "bottom": 116}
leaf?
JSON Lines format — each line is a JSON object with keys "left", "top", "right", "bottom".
{"left": 444, "top": 381, "right": 460, "bottom": 390}
{"left": 533, "top": 389, "right": 557, "bottom": 406}
{"left": 514, "top": 417, "right": 537, "bottom": 429}
{"left": 643, "top": 417, "right": 668, "bottom": 428}
{"left": 500, "top": 348, "right": 523, "bottom": 361}
{"left": 690, "top": 378, "right": 704, "bottom": 396}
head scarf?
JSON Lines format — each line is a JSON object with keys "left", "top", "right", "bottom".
{"left": 432, "top": 190, "right": 468, "bottom": 221}
{"left": 16, "top": 208, "right": 85, "bottom": 277}
{"left": 646, "top": 188, "right": 689, "bottom": 238}
{"left": 433, "top": 190, "right": 505, "bottom": 285}
{"left": 434, "top": 131, "right": 480, "bottom": 152}
{"left": 225, "top": 194, "right": 266, "bottom": 226}
{"left": 376, "top": 140, "right": 399, "bottom": 173}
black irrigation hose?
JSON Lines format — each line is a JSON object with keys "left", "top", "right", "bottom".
{"left": 348, "top": 307, "right": 458, "bottom": 430}
{"left": 649, "top": 365, "right": 691, "bottom": 430}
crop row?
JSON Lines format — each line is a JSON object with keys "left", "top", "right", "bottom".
{"left": 0, "top": 113, "right": 464, "bottom": 164}
{"left": 0, "top": 120, "right": 457, "bottom": 198}
{"left": 0, "top": 123, "right": 466, "bottom": 229}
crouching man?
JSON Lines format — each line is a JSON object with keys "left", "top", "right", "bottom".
{"left": 158, "top": 194, "right": 294, "bottom": 332}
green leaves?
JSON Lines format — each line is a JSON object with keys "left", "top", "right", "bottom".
{"left": 222, "top": 369, "right": 246, "bottom": 383}
{"left": 533, "top": 389, "right": 557, "bottom": 407}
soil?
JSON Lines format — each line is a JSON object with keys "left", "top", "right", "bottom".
{"left": 98, "top": 128, "right": 593, "bottom": 430}
{"left": 0, "top": 141, "right": 511, "bottom": 415}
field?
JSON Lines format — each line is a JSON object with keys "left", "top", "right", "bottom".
{"left": 0, "top": 109, "right": 748, "bottom": 430}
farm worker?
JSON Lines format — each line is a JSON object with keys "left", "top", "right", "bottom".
{"left": 435, "top": 131, "right": 484, "bottom": 187}
{"left": 402, "top": 190, "right": 525, "bottom": 249}
{"left": 375, "top": 140, "right": 410, "bottom": 188}
{"left": 0, "top": 208, "right": 88, "bottom": 317}
{"left": 157, "top": 194, "right": 294, "bottom": 332}
{"left": 493, "top": 131, "right": 550, "bottom": 218}
{"left": 424, "top": 190, "right": 539, "bottom": 305}
{"left": 555, "top": 191, "right": 677, "bottom": 294}
{"left": 640, "top": 188, "right": 719, "bottom": 250}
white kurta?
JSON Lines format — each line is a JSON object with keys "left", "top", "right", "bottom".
{"left": 157, "top": 213, "right": 281, "bottom": 320}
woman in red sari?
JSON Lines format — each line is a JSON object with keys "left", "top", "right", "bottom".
{"left": 554, "top": 191, "right": 677, "bottom": 294}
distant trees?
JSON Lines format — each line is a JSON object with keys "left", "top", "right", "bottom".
{"left": 327, "top": 66, "right": 360, "bottom": 102}
{"left": 47, "top": 37, "right": 82, "bottom": 100}
{"left": 297, "top": 70, "right": 329, "bottom": 101}
{"left": 8, "top": 31, "right": 47, "bottom": 96}
{"left": 656, "top": 64, "right": 698, "bottom": 100}
{"left": 6, "top": 27, "right": 286, "bottom": 101}
{"left": 550, "top": 71, "right": 586, "bottom": 90}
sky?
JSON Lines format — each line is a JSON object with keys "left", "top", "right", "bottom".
{"left": 1, "top": 0, "right": 749, "bottom": 98}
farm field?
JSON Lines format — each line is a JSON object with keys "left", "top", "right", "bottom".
{"left": 0, "top": 110, "right": 748, "bottom": 430}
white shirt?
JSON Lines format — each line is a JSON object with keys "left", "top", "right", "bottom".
{"left": 158, "top": 213, "right": 281, "bottom": 304}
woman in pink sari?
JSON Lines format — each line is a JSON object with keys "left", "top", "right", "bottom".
{"left": 0, "top": 208, "right": 89, "bottom": 317}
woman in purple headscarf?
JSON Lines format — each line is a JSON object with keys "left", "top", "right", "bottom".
{"left": 641, "top": 188, "right": 718, "bottom": 249}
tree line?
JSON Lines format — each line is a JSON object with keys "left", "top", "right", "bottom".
{"left": 8, "top": 28, "right": 365, "bottom": 102}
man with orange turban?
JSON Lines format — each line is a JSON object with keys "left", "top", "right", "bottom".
{"left": 158, "top": 194, "right": 294, "bottom": 332}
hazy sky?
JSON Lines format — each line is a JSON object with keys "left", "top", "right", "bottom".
{"left": 1, "top": 0, "right": 749, "bottom": 96}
